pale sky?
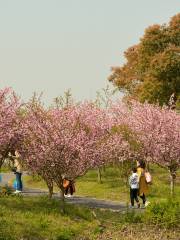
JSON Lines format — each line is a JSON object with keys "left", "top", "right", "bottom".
{"left": 0, "top": 0, "right": 179, "bottom": 104}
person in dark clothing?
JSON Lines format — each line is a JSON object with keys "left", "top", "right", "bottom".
{"left": 129, "top": 167, "right": 140, "bottom": 208}
{"left": 63, "top": 176, "right": 75, "bottom": 197}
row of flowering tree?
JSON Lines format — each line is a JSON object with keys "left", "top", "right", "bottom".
{"left": 110, "top": 100, "right": 180, "bottom": 195}
{"left": 0, "top": 88, "right": 179, "bottom": 202}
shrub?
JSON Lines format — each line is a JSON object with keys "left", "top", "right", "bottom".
{"left": 144, "top": 199, "right": 180, "bottom": 228}
{"left": 123, "top": 211, "right": 142, "bottom": 223}
{"left": 0, "top": 185, "right": 13, "bottom": 196}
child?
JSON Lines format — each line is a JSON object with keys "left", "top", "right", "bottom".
{"left": 62, "top": 176, "right": 75, "bottom": 197}
{"left": 129, "top": 167, "right": 140, "bottom": 208}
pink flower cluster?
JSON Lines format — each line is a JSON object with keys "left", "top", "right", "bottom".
{"left": 110, "top": 100, "right": 180, "bottom": 172}
{"left": 0, "top": 88, "right": 179, "bottom": 193}
{"left": 0, "top": 88, "right": 22, "bottom": 163}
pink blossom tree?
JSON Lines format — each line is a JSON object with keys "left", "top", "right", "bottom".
{"left": 110, "top": 100, "right": 180, "bottom": 195}
{"left": 21, "top": 100, "right": 112, "bottom": 204}
{"left": 130, "top": 102, "right": 180, "bottom": 195}
{"left": 0, "top": 88, "right": 22, "bottom": 167}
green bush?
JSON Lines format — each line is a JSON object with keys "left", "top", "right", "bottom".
{"left": 144, "top": 199, "right": 180, "bottom": 228}
{"left": 56, "top": 229, "right": 75, "bottom": 240}
{"left": 64, "top": 204, "right": 93, "bottom": 221}
{"left": 0, "top": 185, "right": 13, "bottom": 196}
{"left": 123, "top": 211, "right": 142, "bottom": 223}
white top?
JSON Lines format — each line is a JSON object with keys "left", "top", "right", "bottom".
{"left": 129, "top": 173, "right": 139, "bottom": 189}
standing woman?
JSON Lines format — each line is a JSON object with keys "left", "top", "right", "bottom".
{"left": 137, "top": 160, "right": 149, "bottom": 207}
{"left": 11, "top": 150, "right": 23, "bottom": 193}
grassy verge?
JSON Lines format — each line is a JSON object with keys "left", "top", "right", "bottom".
{"left": 0, "top": 166, "right": 11, "bottom": 173}
{"left": 0, "top": 196, "right": 97, "bottom": 240}
{"left": 0, "top": 196, "right": 179, "bottom": 240}
{"left": 23, "top": 164, "right": 180, "bottom": 203}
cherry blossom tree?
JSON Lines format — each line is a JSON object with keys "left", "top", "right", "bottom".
{"left": 21, "top": 100, "right": 112, "bottom": 204}
{"left": 0, "top": 88, "right": 22, "bottom": 168}
{"left": 130, "top": 102, "right": 179, "bottom": 195}
{"left": 110, "top": 100, "right": 180, "bottom": 195}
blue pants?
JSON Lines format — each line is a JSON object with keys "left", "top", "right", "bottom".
{"left": 15, "top": 172, "right": 23, "bottom": 191}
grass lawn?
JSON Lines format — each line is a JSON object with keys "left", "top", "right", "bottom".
{"left": 0, "top": 196, "right": 98, "bottom": 240}
{"left": 0, "top": 196, "right": 179, "bottom": 240}
{"left": 22, "top": 164, "right": 180, "bottom": 203}
{"left": 1, "top": 164, "right": 180, "bottom": 239}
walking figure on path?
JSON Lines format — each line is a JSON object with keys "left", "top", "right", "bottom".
{"left": 137, "top": 160, "right": 150, "bottom": 207}
{"left": 129, "top": 167, "right": 140, "bottom": 208}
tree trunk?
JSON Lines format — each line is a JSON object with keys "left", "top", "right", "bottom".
{"left": 126, "top": 184, "right": 129, "bottom": 213}
{"left": 170, "top": 170, "right": 176, "bottom": 197}
{"left": 56, "top": 179, "right": 66, "bottom": 214}
{"left": 59, "top": 187, "right": 65, "bottom": 214}
{"left": 47, "top": 182, "right": 53, "bottom": 199}
{"left": 0, "top": 159, "right": 3, "bottom": 169}
{"left": 146, "top": 162, "right": 150, "bottom": 171}
{"left": 43, "top": 177, "right": 54, "bottom": 199}
{"left": 102, "top": 165, "right": 106, "bottom": 173}
{"left": 97, "top": 167, "right": 102, "bottom": 184}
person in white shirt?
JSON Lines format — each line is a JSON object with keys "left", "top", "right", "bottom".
{"left": 129, "top": 167, "right": 140, "bottom": 208}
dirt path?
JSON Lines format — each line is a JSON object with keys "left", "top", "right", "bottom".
{"left": 0, "top": 172, "right": 143, "bottom": 212}
{"left": 24, "top": 190, "right": 143, "bottom": 212}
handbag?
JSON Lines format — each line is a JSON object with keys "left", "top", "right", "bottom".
{"left": 63, "top": 179, "right": 70, "bottom": 188}
{"left": 145, "top": 171, "right": 152, "bottom": 183}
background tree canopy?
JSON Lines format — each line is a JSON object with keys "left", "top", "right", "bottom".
{"left": 109, "top": 13, "right": 180, "bottom": 108}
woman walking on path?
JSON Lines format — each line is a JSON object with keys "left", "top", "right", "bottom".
{"left": 137, "top": 160, "right": 150, "bottom": 207}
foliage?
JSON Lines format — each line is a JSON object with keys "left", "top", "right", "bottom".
{"left": 0, "top": 185, "right": 13, "bottom": 196}
{"left": 0, "top": 86, "right": 179, "bottom": 197}
{"left": 52, "top": 89, "right": 74, "bottom": 109}
{"left": 109, "top": 13, "right": 180, "bottom": 106}
{"left": 144, "top": 199, "right": 180, "bottom": 228}
{"left": 21, "top": 100, "right": 111, "bottom": 197}
{"left": 0, "top": 88, "right": 22, "bottom": 167}
{"left": 110, "top": 100, "right": 180, "bottom": 173}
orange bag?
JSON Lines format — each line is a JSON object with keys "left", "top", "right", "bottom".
{"left": 63, "top": 179, "right": 70, "bottom": 188}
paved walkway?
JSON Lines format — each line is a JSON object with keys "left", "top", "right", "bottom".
{"left": 0, "top": 172, "right": 143, "bottom": 212}
{"left": 0, "top": 172, "right": 15, "bottom": 184}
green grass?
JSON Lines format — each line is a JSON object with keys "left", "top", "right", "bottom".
{"left": 23, "top": 164, "right": 180, "bottom": 203}
{"left": 1, "top": 164, "right": 179, "bottom": 239}
{"left": 0, "top": 196, "right": 179, "bottom": 240}
{"left": 0, "top": 196, "right": 98, "bottom": 240}
{"left": 0, "top": 165, "right": 10, "bottom": 173}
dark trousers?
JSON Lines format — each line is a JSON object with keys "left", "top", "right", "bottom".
{"left": 15, "top": 172, "right": 23, "bottom": 191}
{"left": 65, "top": 184, "right": 74, "bottom": 195}
{"left": 130, "top": 188, "right": 139, "bottom": 206}
{"left": 140, "top": 193, "right": 146, "bottom": 204}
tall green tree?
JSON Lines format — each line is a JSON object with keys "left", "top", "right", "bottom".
{"left": 109, "top": 13, "right": 180, "bottom": 107}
